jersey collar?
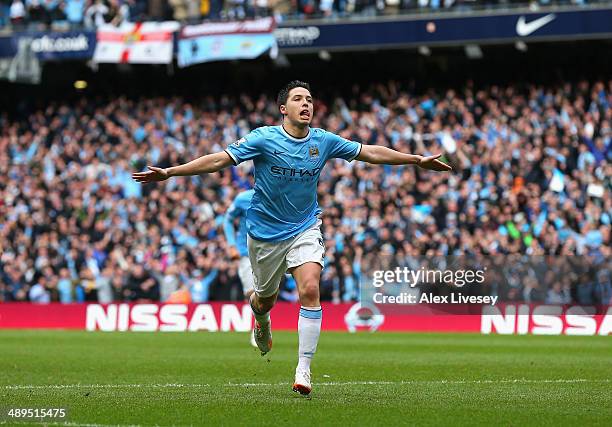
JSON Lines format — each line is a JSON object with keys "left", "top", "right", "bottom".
{"left": 279, "top": 125, "right": 311, "bottom": 142}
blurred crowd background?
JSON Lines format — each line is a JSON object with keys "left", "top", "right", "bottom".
{"left": 0, "top": 78, "right": 610, "bottom": 304}
{"left": 0, "top": 0, "right": 604, "bottom": 31}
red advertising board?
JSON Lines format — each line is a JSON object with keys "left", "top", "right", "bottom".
{"left": 0, "top": 303, "right": 610, "bottom": 335}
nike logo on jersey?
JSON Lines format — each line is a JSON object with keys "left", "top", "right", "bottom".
{"left": 274, "top": 150, "right": 286, "bottom": 155}
{"left": 516, "top": 14, "right": 556, "bottom": 37}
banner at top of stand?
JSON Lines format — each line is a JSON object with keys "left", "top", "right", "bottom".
{"left": 178, "top": 18, "right": 277, "bottom": 68}
{"left": 275, "top": 6, "right": 612, "bottom": 52}
{"left": 181, "top": 17, "right": 276, "bottom": 39}
{"left": 94, "top": 21, "right": 180, "bottom": 65}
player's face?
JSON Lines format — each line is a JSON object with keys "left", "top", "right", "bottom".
{"left": 282, "top": 87, "right": 313, "bottom": 127}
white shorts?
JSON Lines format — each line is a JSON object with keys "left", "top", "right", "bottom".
{"left": 247, "top": 219, "right": 325, "bottom": 298}
{"left": 238, "top": 256, "right": 255, "bottom": 295}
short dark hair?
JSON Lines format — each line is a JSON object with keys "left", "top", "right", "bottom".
{"left": 277, "top": 80, "right": 311, "bottom": 108}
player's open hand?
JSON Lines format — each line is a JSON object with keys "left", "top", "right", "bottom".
{"left": 227, "top": 246, "right": 240, "bottom": 260}
{"left": 417, "top": 154, "right": 452, "bottom": 172}
{"left": 132, "top": 166, "right": 169, "bottom": 183}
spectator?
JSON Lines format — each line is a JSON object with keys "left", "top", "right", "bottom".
{"left": 43, "top": 0, "right": 67, "bottom": 27}
{"left": 79, "top": 267, "right": 98, "bottom": 301}
{"left": 185, "top": 0, "right": 199, "bottom": 21}
{"left": 189, "top": 267, "right": 218, "bottom": 303}
{"left": 169, "top": 0, "right": 187, "bottom": 21}
{"left": 27, "top": 0, "right": 46, "bottom": 26}
{"left": 167, "top": 284, "right": 192, "bottom": 303}
{"left": 594, "top": 270, "right": 611, "bottom": 305}
{"left": 254, "top": 0, "right": 269, "bottom": 17}
{"left": 96, "top": 265, "right": 114, "bottom": 304}
{"left": 269, "top": 0, "right": 290, "bottom": 18}
{"left": 111, "top": 272, "right": 128, "bottom": 301}
{"left": 224, "top": 0, "right": 245, "bottom": 20}
{"left": 64, "top": 0, "right": 85, "bottom": 27}
{"left": 9, "top": 0, "right": 26, "bottom": 27}
{"left": 57, "top": 268, "right": 74, "bottom": 303}
{"left": 29, "top": 278, "right": 51, "bottom": 303}
{"left": 576, "top": 281, "right": 595, "bottom": 305}
{"left": 545, "top": 282, "right": 571, "bottom": 304}
{"left": 127, "top": 0, "right": 146, "bottom": 21}
{"left": 126, "top": 264, "right": 159, "bottom": 301}
{"left": 1, "top": 0, "right": 11, "bottom": 26}
{"left": 160, "top": 264, "right": 180, "bottom": 302}
{"left": 319, "top": 0, "right": 333, "bottom": 16}
{"left": 84, "top": 0, "right": 109, "bottom": 28}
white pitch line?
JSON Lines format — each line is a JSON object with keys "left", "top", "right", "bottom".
{"left": 3, "top": 378, "right": 610, "bottom": 391}
{"left": 227, "top": 378, "right": 611, "bottom": 387}
{"left": 3, "top": 383, "right": 211, "bottom": 390}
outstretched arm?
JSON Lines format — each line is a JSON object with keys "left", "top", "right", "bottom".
{"left": 355, "top": 145, "right": 452, "bottom": 171}
{"left": 132, "top": 151, "right": 234, "bottom": 183}
{"left": 222, "top": 203, "right": 241, "bottom": 260}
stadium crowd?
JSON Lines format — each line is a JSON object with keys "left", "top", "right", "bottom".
{"left": 1, "top": 0, "right": 599, "bottom": 30}
{"left": 0, "top": 79, "right": 610, "bottom": 305}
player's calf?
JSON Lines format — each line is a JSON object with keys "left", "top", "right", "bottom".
{"left": 250, "top": 293, "right": 274, "bottom": 355}
{"left": 293, "top": 305, "right": 322, "bottom": 394}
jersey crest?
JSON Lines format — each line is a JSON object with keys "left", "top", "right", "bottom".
{"left": 309, "top": 144, "right": 320, "bottom": 160}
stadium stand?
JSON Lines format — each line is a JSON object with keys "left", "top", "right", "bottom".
{"left": 0, "top": 78, "right": 609, "bottom": 304}
{"left": 0, "top": 0, "right": 605, "bottom": 31}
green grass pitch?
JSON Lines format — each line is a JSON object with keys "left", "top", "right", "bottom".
{"left": 1, "top": 331, "right": 611, "bottom": 426}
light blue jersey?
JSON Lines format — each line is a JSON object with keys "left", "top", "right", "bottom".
{"left": 225, "top": 125, "right": 361, "bottom": 242}
{"left": 223, "top": 189, "right": 254, "bottom": 257}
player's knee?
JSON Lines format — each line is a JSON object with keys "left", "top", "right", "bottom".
{"left": 300, "top": 277, "right": 320, "bottom": 301}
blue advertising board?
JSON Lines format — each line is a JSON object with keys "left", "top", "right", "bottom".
{"left": 276, "top": 7, "right": 612, "bottom": 52}
{"left": 0, "top": 31, "right": 96, "bottom": 60}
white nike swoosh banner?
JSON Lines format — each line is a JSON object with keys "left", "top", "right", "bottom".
{"left": 94, "top": 22, "right": 180, "bottom": 64}
{"left": 516, "top": 14, "right": 556, "bottom": 37}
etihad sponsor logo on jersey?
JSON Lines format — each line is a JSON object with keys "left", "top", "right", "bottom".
{"left": 270, "top": 165, "right": 321, "bottom": 177}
